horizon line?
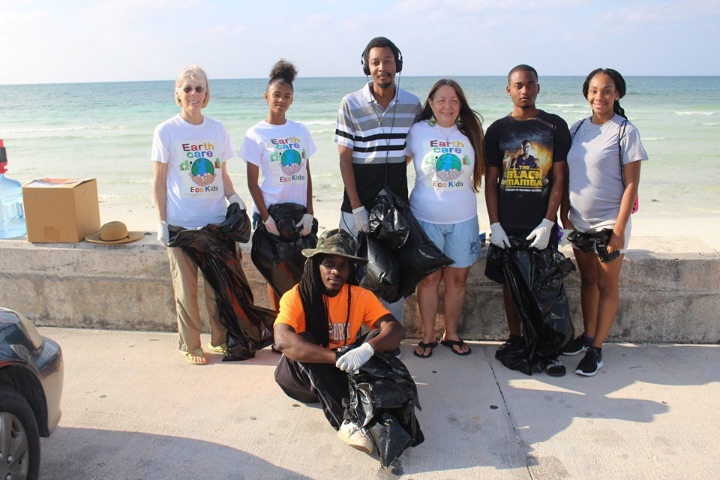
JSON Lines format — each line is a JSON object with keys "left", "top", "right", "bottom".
{"left": 2, "top": 74, "right": 719, "bottom": 87}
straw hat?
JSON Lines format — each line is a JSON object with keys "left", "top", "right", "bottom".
{"left": 85, "top": 221, "right": 143, "bottom": 244}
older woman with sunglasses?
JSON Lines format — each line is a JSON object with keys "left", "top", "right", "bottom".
{"left": 152, "top": 64, "right": 246, "bottom": 365}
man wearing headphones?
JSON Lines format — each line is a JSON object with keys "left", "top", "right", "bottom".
{"left": 334, "top": 36, "right": 422, "bottom": 320}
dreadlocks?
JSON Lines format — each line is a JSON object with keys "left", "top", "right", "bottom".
{"left": 298, "top": 255, "right": 357, "bottom": 348}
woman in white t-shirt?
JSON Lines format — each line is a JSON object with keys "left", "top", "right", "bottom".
{"left": 152, "top": 65, "right": 246, "bottom": 365}
{"left": 238, "top": 60, "right": 317, "bottom": 310}
{"left": 561, "top": 68, "right": 648, "bottom": 376}
{"left": 405, "top": 79, "right": 485, "bottom": 358}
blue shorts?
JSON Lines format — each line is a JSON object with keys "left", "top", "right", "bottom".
{"left": 418, "top": 216, "right": 481, "bottom": 269}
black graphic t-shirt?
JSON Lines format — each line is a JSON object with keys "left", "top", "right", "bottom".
{"left": 485, "top": 111, "right": 570, "bottom": 230}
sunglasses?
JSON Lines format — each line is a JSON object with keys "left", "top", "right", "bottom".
{"left": 182, "top": 85, "right": 205, "bottom": 94}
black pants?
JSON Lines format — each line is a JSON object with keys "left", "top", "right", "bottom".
{"left": 274, "top": 331, "right": 377, "bottom": 429}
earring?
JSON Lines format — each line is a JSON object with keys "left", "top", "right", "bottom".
{"left": 429, "top": 115, "right": 437, "bottom": 127}
{"left": 455, "top": 116, "right": 464, "bottom": 128}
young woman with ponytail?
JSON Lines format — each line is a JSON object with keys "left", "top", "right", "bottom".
{"left": 560, "top": 68, "right": 649, "bottom": 376}
{"left": 238, "top": 59, "right": 317, "bottom": 309}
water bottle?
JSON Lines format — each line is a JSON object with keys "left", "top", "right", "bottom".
{"left": 0, "top": 139, "right": 27, "bottom": 238}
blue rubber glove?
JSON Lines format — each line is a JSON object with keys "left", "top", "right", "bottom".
{"left": 335, "top": 343, "right": 374, "bottom": 374}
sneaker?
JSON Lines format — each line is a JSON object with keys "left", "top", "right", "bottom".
{"left": 563, "top": 335, "right": 593, "bottom": 356}
{"left": 575, "top": 347, "right": 603, "bottom": 376}
{"left": 545, "top": 358, "right": 567, "bottom": 377}
{"left": 495, "top": 336, "right": 523, "bottom": 360}
{"left": 337, "top": 421, "right": 373, "bottom": 454}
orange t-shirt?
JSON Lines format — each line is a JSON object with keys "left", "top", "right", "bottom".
{"left": 275, "top": 284, "right": 391, "bottom": 350}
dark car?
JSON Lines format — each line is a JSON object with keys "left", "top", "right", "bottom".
{"left": 0, "top": 307, "right": 63, "bottom": 479}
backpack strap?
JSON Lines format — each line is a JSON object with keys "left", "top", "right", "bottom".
{"left": 618, "top": 119, "right": 629, "bottom": 186}
{"left": 572, "top": 118, "right": 586, "bottom": 137}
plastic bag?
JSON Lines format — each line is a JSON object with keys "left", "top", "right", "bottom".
{"left": 368, "top": 193, "right": 409, "bottom": 249}
{"left": 394, "top": 209, "right": 454, "bottom": 300}
{"left": 168, "top": 204, "right": 276, "bottom": 361}
{"left": 357, "top": 188, "right": 454, "bottom": 303}
{"left": 347, "top": 351, "right": 424, "bottom": 468}
{"left": 251, "top": 203, "right": 318, "bottom": 299}
{"left": 487, "top": 237, "right": 575, "bottom": 374}
{"left": 355, "top": 232, "right": 400, "bottom": 302}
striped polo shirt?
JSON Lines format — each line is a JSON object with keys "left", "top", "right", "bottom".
{"left": 335, "top": 82, "right": 421, "bottom": 211}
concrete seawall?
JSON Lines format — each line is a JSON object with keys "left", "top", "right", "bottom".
{"left": 1, "top": 236, "right": 718, "bottom": 343}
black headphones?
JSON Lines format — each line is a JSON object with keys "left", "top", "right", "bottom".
{"left": 360, "top": 37, "right": 403, "bottom": 75}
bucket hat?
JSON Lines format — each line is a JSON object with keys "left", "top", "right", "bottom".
{"left": 85, "top": 221, "right": 143, "bottom": 244}
{"left": 301, "top": 228, "right": 367, "bottom": 263}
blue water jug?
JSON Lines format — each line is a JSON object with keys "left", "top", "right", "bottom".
{"left": 0, "top": 139, "right": 27, "bottom": 239}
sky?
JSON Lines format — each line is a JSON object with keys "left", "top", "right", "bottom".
{"left": 0, "top": 0, "right": 718, "bottom": 85}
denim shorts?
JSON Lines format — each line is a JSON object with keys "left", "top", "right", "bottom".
{"left": 418, "top": 216, "right": 481, "bottom": 269}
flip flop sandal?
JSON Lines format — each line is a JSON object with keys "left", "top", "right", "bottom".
{"left": 183, "top": 348, "right": 207, "bottom": 365}
{"left": 413, "top": 341, "right": 438, "bottom": 359}
{"left": 207, "top": 342, "right": 227, "bottom": 354}
{"left": 441, "top": 339, "right": 472, "bottom": 356}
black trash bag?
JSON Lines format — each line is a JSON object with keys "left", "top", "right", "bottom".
{"left": 251, "top": 203, "right": 318, "bottom": 299}
{"left": 394, "top": 209, "right": 454, "bottom": 301}
{"left": 368, "top": 191, "right": 409, "bottom": 249}
{"left": 357, "top": 188, "right": 454, "bottom": 303}
{"left": 168, "top": 204, "right": 276, "bottom": 361}
{"left": 567, "top": 229, "right": 620, "bottom": 263}
{"left": 346, "top": 352, "right": 424, "bottom": 468}
{"left": 487, "top": 237, "right": 574, "bottom": 375}
{"left": 355, "top": 232, "right": 400, "bottom": 302}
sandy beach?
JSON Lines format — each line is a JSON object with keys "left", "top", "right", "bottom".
{"left": 100, "top": 196, "right": 720, "bottom": 252}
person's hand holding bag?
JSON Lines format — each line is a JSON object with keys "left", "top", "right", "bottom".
{"left": 335, "top": 343, "right": 374, "bottom": 374}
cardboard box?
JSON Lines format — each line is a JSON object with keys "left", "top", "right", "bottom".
{"left": 23, "top": 179, "right": 101, "bottom": 243}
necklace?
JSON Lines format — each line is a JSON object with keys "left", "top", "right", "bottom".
{"left": 436, "top": 124, "right": 456, "bottom": 144}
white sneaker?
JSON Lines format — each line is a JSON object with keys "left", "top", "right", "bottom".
{"left": 337, "top": 421, "right": 373, "bottom": 454}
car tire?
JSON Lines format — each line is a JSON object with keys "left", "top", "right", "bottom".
{"left": 0, "top": 386, "right": 40, "bottom": 480}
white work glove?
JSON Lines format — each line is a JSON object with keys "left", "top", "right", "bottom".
{"left": 296, "top": 213, "right": 314, "bottom": 237}
{"left": 559, "top": 228, "right": 573, "bottom": 247}
{"left": 526, "top": 218, "right": 555, "bottom": 250}
{"left": 352, "top": 206, "right": 370, "bottom": 233}
{"left": 336, "top": 343, "right": 374, "bottom": 374}
{"left": 157, "top": 221, "right": 169, "bottom": 247}
{"left": 263, "top": 216, "right": 280, "bottom": 236}
{"left": 226, "top": 193, "right": 246, "bottom": 211}
{"left": 490, "top": 222, "right": 511, "bottom": 249}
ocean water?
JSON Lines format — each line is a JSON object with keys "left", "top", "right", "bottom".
{"left": 0, "top": 76, "right": 718, "bottom": 219}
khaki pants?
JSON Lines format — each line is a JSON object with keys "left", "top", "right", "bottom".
{"left": 167, "top": 246, "right": 227, "bottom": 352}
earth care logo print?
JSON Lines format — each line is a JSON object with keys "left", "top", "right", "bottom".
{"left": 427, "top": 139, "right": 471, "bottom": 187}
{"left": 179, "top": 142, "right": 221, "bottom": 191}
{"left": 270, "top": 136, "right": 306, "bottom": 182}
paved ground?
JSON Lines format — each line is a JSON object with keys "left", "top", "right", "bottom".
{"left": 38, "top": 327, "right": 720, "bottom": 480}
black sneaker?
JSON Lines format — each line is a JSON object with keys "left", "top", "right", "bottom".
{"left": 575, "top": 347, "right": 603, "bottom": 376}
{"left": 495, "top": 336, "right": 523, "bottom": 360}
{"left": 545, "top": 358, "right": 566, "bottom": 377}
{"left": 563, "top": 335, "right": 593, "bottom": 356}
